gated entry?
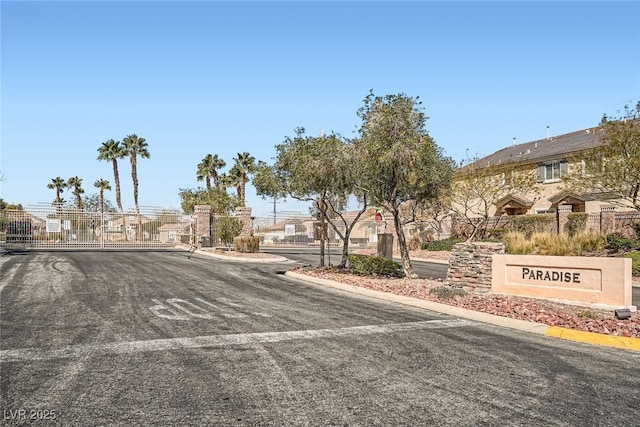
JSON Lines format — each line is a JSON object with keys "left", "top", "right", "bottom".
{"left": 0, "top": 205, "right": 195, "bottom": 250}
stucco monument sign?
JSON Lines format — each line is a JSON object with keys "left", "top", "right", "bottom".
{"left": 492, "top": 255, "right": 635, "bottom": 311}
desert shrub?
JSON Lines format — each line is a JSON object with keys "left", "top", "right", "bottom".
{"left": 510, "top": 214, "right": 555, "bottom": 238}
{"left": 428, "top": 286, "right": 467, "bottom": 300}
{"left": 421, "top": 237, "right": 461, "bottom": 251}
{"left": 503, "top": 231, "right": 604, "bottom": 256}
{"left": 626, "top": 251, "right": 640, "bottom": 276}
{"left": 502, "top": 231, "right": 535, "bottom": 255}
{"left": 605, "top": 233, "right": 640, "bottom": 252}
{"left": 484, "top": 227, "right": 507, "bottom": 240}
{"left": 576, "top": 310, "right": 598, "bottom": 319}
{"left": 216, "top": 217, "right": 243, "bottom": 247}
{"left": 566, "top": 213, "right": 588, "bottom": 237}
{"left": 233, "top": 236, "right": 259, "bottom": 253}
{"left": 347, "top": 254, "right": 404, "bottom": 278}
{"left": 573, "top": 232, "right": 606, "bottom": 253}
{"left": 407, "top": 230, "right": 434, "bottom": 250}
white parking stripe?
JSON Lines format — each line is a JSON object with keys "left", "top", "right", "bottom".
{"left": 0, "top": 319, "right": 473, "bottom": 362}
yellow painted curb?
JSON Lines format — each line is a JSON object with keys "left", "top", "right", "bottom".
{"left": 545, "top": 327, "right": 640, "bottom": 351}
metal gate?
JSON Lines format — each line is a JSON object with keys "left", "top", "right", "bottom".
{"left": 0, "top": 204, "right": 195, "bottom": 250}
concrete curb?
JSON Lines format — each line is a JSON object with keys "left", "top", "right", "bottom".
{"left": 179, "top": 246, "right": 289, "bottom": 263}
{"left": 284, "top": 271, "right": 640, "bottom": 352}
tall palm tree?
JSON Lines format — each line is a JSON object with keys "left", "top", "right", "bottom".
{"left": 197, "top": 154, "right": 214, "bottom": 191}
{"left": 232, "top": 152, "right": 256, "bottom": 207}
{"left": 197, "top": 154, "right": 226, "bottom": 190}
{"left": 123, "top": 134, "right": 150, "bottom": 240}
{"left": 67, "top": 176, "right": 85, "bottom": 210}
{"left": 47, "top": 176, "right": 67, "bottom": 205}
{"left": 97, "top": 139, "right": 127, "bottom": 214}
{"left": 225, "top": 166, "right": 244, "bottom": 205}
{"left": 94, "top": 179, "right": 111, "bottom": 214}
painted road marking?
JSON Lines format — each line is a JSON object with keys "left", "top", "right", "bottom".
{"left": 148, "top": 297, "right": 270, "bottom": 321}
{"left": 148, "top": 299, "right": 190, "bottom": 321}
{"left": 194, "top": 298, "right": 248, "bottom": 319}
{"left": 0, "top": 319, "right": 473, "bottom": 362}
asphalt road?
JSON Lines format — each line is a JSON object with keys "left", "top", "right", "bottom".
{"left": 1, "top": 249, "right": 639, "bottom": 426}
{"left": 261, "top": 246, "right": 450, "bottom": 280}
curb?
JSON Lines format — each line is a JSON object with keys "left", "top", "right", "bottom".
{"left": 179, "top": 246, "right": 289, "bottom": 263}
{"left": 284, "top": 271, "right": 640, "bottom": 352}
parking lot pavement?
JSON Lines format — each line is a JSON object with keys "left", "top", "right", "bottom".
{"left": 1, "top": 249, "right": 639, "bottom": 426}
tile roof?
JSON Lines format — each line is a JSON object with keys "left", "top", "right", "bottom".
{"left": 466, "top": 126, "right": 604, "bottom": 169}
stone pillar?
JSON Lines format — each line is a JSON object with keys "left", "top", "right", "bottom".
{"left": 194, "top": 205, "right": 211, "bottom": 247}
{"left": 600, "top": 206, "right": 616, "bottom": 235}
{"left": 556, "top": 205, "right": 572, "bottom": 234}
{"left": 445, "top": 242, "right": 505, "bottom": 292}
{"left": 235, "top": 206, "right": 253, "bottom": 237}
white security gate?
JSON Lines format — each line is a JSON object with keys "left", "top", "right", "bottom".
{"left": 1, "top": 205, "right": 195, "bottom": 250}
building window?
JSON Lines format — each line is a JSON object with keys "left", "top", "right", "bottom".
{"left": 537, "top": 160, "right": 568, "bottom": 183}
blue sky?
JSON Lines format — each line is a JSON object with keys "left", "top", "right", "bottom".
{"left": 2, "top": 1, "right": 639, "bottom": 218}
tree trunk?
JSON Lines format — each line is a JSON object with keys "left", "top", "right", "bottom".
{"left": 131, "top": 157, "right": 141, "bottom": 241}
{"left": 317, "top": 200, "right": 325, "bottom": 267}
{"left": 112, "top": 159, "right": 123, "bottom": 212}
{"left": 113, "top": 159, "right": 127, "bottom": 241}
{"left": 392, "top": 207, "right": 417, "bottom": 278}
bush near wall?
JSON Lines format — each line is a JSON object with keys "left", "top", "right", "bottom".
{"left": 347, "top": 254, "right": 404, "bottom": 278}
{"left": 566, "top": 213, "right": 588, "bottom": 237}
{"left": 510, "top": 214, "right": 555, "bottom": 238}
{"left": 422, "top": 237, "right": 461, "bottom": 251}
{"left": 626, "top": 251, "right": 640, "bottom": 276}
{"left": 233, "top": 236, "right": 260, "bottom": 253}
{"left": 605, "top": 233, "right": 640, "bottom": 253}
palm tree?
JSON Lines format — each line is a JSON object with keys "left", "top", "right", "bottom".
{"left": 197, "top": 154, "right": 226, "bottom": 190}
{"left": 67, "top": 176, "right": 85, "bottom": 210}
{"left": 123, "top": 134, "right": 150, "bottom": 240}
{"left": 93, "top": 179, "right": 111, "bottom": 242}
{"left": 47, "top": 176, "right": 67, "bottom": 205}
{"left": 232, "top": 152, "right": 256, "bottom": 207}
{"left": 97, "top": 139, "right": 127, "bottom": 213}
{"left": 224, "top": 166, "right": 243, "bottom": 205}
{"left": 197, "top": 154, "right": 214, "bottom": 190}
{"left": 94, "top": 179, "right": 111, "bottom": 214}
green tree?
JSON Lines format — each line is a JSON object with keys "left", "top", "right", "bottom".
{"left": 123, "top": 134, "right": 150, "bottom": 239}
{"left": 67, "top": 176, "right": 85, "bottom": 210}
{"left": 197, "top": 154, "right": 226, "bottom": 190}
{"left": 178, "top": 187, "right": 238, "bottom": 215}
{"left": 255, "top": 129, "right": 368, "bottom": 267}
{"left": 566, "top": 104, "right": 640, "bottom": 210}
{"left": 47, "top": 176, "right": 67, "bottom": 205}
{"left": 97, "top": 139, "right": 127, "bottom": 214}
{"left": 232, "top": 152, "right": 257, "bottom": 207}
{"left": 356, "top": 91, "right": 455, "bottom": 278}
{"left": 216, "top": 216, "right": 243, "bottom": 249}
{"left": 0, "top": 199, "right": 23, "bottom": 210}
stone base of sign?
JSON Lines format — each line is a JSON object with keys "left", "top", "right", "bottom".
{"left": 492, "top": 254, "right": 636, "bottom": 311}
